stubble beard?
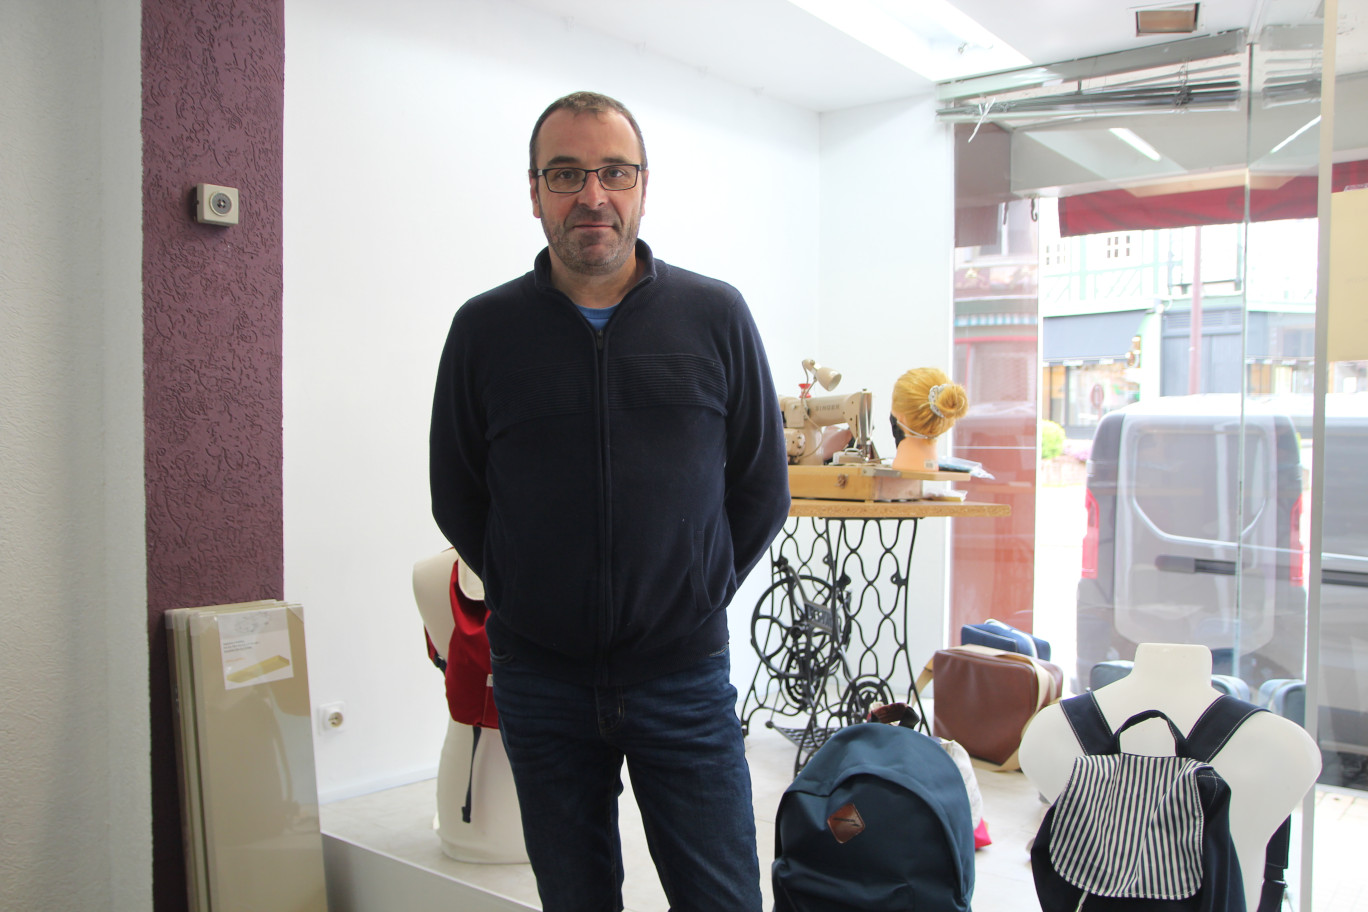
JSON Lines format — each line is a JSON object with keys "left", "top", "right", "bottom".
{"left": 543, "top": 206, "right": 640, "bottom": 278}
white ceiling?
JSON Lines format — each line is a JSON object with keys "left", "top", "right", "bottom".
{"left": 510, "top": 0, "right": 1361, "bottom": 112}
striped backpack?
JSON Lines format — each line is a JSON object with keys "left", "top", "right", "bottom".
{"left": 1032, "top": 693, "right": 1291, "bottom": 912}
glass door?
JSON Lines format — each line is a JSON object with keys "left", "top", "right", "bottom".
{"left": 942, "top": 13, "right": 1368, "bottom": 906}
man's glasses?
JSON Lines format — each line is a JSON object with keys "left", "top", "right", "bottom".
{"left": 536, "top": 164, "right": 641, "bottom": 194}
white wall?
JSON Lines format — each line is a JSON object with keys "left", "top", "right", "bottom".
{"left": 0, "top": 1, "right": 149, "bottom": 909}
{"left": 818, "top": 97, "right": 957, "bottom": 662}
{"left": 0, "top": 5, "right": 954, "bottom": 888}
{"left": 284, "top": 0, "right": 827, "bottom": 800}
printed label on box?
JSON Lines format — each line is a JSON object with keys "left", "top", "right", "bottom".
{"left": 219, "top": 607, "right": 294, "bottom": 690}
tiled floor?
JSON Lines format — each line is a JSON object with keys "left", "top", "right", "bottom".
{"left": 320, "top": 724, "right": 1367, "bottom": 911}
{"left": 1312, "top": 786, "right": 1368, "bottom": 911}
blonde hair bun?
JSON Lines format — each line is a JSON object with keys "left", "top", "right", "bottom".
{"left": 891, "top": 368, "right": 968, "bottom": 440}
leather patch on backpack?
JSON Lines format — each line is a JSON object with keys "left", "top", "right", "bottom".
{"left": 827, "top": 802, "right": 865, "bottom": 844}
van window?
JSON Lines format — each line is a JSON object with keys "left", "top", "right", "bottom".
{"left": 1130, "top": 428, "right": 1269, "bottom": 540}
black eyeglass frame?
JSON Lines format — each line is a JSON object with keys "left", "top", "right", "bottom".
{"left": 534, "top": 164, "right": 643, "bottom": 194}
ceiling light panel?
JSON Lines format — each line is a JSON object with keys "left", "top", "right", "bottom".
{"left": 1110, "top": 126, "right": 1164, "bottom": 160}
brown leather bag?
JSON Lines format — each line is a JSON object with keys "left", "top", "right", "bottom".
{"left": 916, "top": 645, "right": 1064, "bottom": 768}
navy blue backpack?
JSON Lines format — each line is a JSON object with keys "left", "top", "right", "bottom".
{"left": 772, "top": 722, "right": 975, "bottom": 911}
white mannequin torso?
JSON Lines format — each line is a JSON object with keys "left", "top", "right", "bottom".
{"left": 412, "top": 549, "right": 487, "bottom": 655}
{"left": 1019, "top": 643, "right": 1320, "bottom": 911}
{"left": 411, "top": 549, "right": 527, "bottom": 864}
{"left": 412, "top": 549, "right": 459, "bottom": 655}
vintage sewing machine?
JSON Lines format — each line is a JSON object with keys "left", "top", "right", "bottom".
{"left": 779, "top": 360, "right": 879, "bottom": 466}
{"left": 779, "top": 360, "right": 959, "bottom": 501}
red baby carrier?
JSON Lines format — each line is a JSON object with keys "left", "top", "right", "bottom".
{"left": 424, "top": 557, "right": 498, "bottom": 821}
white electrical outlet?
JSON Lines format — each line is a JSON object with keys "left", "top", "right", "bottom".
{"left": 195, "top": 183, "right": 240, "bottom": 225}
{"left": 317, "top": 702, "right": 346, "bottom": 733}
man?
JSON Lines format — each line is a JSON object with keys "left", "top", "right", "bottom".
{"left": 429, "top": 91, "right": 790, "bottom": 911}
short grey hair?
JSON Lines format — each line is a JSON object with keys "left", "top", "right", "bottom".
{"left": 528, "top": 91, "right": 648, "bottom": 173}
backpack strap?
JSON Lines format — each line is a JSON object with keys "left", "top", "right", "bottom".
{"left": 1106, "top": 708, "right": 1191, "bottom": 754}
{"left": 867, "top": 701, "right": 922, "bottom": 727}
{"left": 1061, "top": 696, "right": 1191, "bottom": 756}
{"left": 1182, "top": 695, "right": 1291, "bottom": 912}
{"left": 460, "top": 726, "right": 482, "bottom": 824}
{"left": 1255, "top": 819, "right": 1292, "bottom": 912}
{"left": 1183, "top": 694, "right": 1263, "bottom": 761}
{"left": 1059, "top": 692, "right": 1115, "bottom": 755}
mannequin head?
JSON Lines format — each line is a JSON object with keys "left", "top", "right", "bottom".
{"left": 890, "top": 368, "right": 968, "bottom": 442}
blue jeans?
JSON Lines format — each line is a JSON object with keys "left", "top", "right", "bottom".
{"left": 491, "top": 648, "right": 762, "bottom": 912}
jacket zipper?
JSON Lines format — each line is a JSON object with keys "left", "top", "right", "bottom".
{"left": 594, "top": 324, "right": 613, "bottom": 685}
{"left": 556, "top": 271, "right": 651, "bottom": 686}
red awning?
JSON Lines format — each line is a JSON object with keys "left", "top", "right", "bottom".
{"left": 1058, "top": 159, "right": 1368, "bottom": 236}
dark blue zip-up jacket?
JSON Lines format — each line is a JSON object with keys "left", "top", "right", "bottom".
{"left": 430, "top": 241, "right": 790, "bottom": 686}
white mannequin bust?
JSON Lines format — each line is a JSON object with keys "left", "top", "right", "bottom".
{"left": 413, "top": 550, "right": 460, "bottom": 652}
{"left": 411, "top": 549, "right": 527, "bottom": 864}
{"left": 1020, "top": 643, "right": 1320, "bottom": 911}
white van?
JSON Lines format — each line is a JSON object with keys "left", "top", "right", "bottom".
{"left": 1076, "top": 394, "right": 1367, "bottom": 787}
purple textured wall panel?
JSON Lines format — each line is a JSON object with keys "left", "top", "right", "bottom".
{"left": 142, "top": 1, "right": 284, "bottom": 908}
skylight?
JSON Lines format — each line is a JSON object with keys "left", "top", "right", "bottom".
{"left": 784, "top": 0, "right": 1031, "bottom": 81}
